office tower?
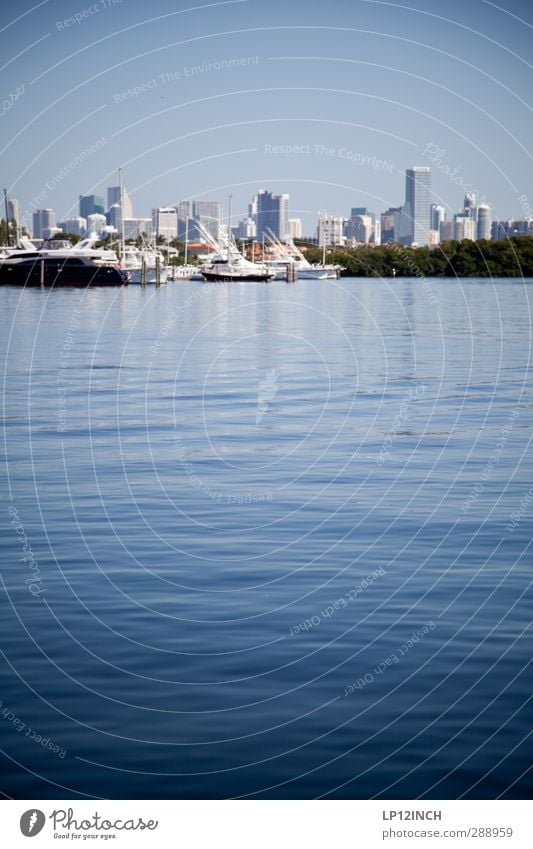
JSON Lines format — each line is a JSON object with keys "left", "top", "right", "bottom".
{"left": 58, "top": 217, "right": 87, "bottom": 236}
{"left": 476, "top": 204, "right": 491, "bottom": 240}
{"left": 439, "top": 220, "right": 454, "bottom": 241}
{"left": 346, "top": 209, "right": 379, "bottom": 244}
{"left": 454, "top": 214, "right": 476, "bottom": 241}
{"left": 288, "top": 218, "right": 303, "bottom": 239}
{"left": 430, "top": 204, "right": 446, "bottom": 231}
{"left": 175, "top": 200, "right": 193, "bottom": 240}
{"left": 86, "top": 213, "right": 108, "bottom": 236}
{"left": 380, "top": 207, "right": 400, "bottom": 244}
{"left": 7, "top": 198, "right": 20, "bottom": 228}
{"left": 32, "top": 208, "right": 56, "bottom": 238}
{"left": 79, "top": 195, "right": 105, "bottom": 218}
{"left": 345, "top": 214, "right": 373, "bottom": 244}
{"left": 152, "top": 207, "right": 177, "bottom": 241}
{"left": 106, "top": 204, "right": 122, "bottom": 233}
{"left": 123, "top": 218, "right": 152, "bottom": 240}
{"left": 253, "top": 190, "right": 289, "bottom": 241}
{"left": 317, "top": 215, "right": 345, "bottom": 247}
{"left": 400, "top": 166, "right": 431, "bottom": 246}
{"left": 233, "top": 217, "right": 256, "bottom": 240}
{"left": 193, "top": 200, "right": 222, "bottom": 241}
{"left": 107, "top": 185, "right": 133, "bottom": 218}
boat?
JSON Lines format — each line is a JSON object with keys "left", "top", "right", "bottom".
{"left": 119, "top": 246, "right": 169, "bottom": 283}
{"left": 265, "top": 235, "right": 342, "bottom": 279}
{"left": 0, "top": 237, "right": 128, "bottom": 286}
{"left": 0, "top": 252, "right": 128, "bottom": 286}
{"left": 200, "top": 197, "right": 275, "bottom": 282}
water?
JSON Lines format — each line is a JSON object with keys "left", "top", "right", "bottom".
{"left": 1, "top": 277, "right": 532, "bottom": 799}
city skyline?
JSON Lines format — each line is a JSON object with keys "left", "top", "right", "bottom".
{"left": 1, "top": 0, "right": 531, "bottom": 239}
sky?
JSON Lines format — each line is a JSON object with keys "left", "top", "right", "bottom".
{"left": 1, "top": 0, "right": 532, "bottom": 234}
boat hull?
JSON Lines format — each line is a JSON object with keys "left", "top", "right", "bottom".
{"left": 0, "top": 259, "right": 128, "bottom": 286}
{"left": 201, "top": 269, "right": 275, "bottom": 282}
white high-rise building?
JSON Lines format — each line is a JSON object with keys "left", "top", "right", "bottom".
{"left": 152, "top": 207, "right": 178, "bottom": 241}
{"left": 288, "top": 218, "right": 303, "bottom": 239}
{"left": 317, "top": 215, "right": 345, "bottom": 247}
{"left": 454, "top": 214, "right": 476, "bottom": 241}
{"left": 123, "top": 218, "right": 152, "bottom": 240}
{"left": 86, "top": 213, "right": 108, "bottom": 236}
{"left": 58, "top": 217, "right": 87, "bottom": 236}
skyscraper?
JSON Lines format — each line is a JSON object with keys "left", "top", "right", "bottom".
{"left": 152, "top": 207, "right": 177, "bottom": 241}
{"left": 253, "top": 190, "right": 289, "bottom": 241}
{"left": 32, "top": 209, "right": 56, "bottom": 238}
{"left": 107, "top": 185, "right": 132, "bottom": 218}
{"left": 400, "top": 167, "right": 431, "bottom": 246}
{"left": 79, "top": 195, "right": 105, "bottom": 218}
{"left": 476, "top": 204, "right": 491, "bottom": 240}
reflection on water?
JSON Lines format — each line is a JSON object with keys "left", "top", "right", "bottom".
{"left": 1, "top": 278, "right": 532, "bottom": 799}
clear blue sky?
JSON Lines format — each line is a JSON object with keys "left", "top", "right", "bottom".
{"left": 1, "top": 0, "right": 532, "bottom": 234}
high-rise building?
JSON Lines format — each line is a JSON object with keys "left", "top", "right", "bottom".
{"left": 79, "top": 195, "right": 105, "bottom": 218}
{"left": 317, "top": 215, "right": 345, "bottom": 247}
{"left": 32, "top": 209, "right": 56, "bottom": 238}
{"left": 430, "top": 204, "right": 446, "bottom": 231}
{"left": 152, "top": 207, "right": 177, "bottom": 241}
{"left": 400, "top": 166, "right": 431, "bottom": 246}
{"left": 193, "top": 200, "right": 221, "bottom": 241}
{"left": 107, "top": 185, "right": 132, "bottom": 218}
{"left": 439, "top": 221, "right": 454, "bottom": 241}
{"left": 106, "top": 204, "right": 122, "bottom": 233}
{"left": 454, "top": 214, "right": 476, "bottom": 241}
{"left": 86, "top": 213, "right": 108, "bottom": 237}
{"left": 58, "top": 217, "right": 87, "bottom": 236}
{"left": 123, "top": 218, "right": 152, "bottom": 240}
{"left": 380, "top": 207, "right": 400, "bottom": 244}
{"left": 476, "top": 204, "right": 491, "bottom": 240}
{"left": 288, "top": 218, "right": 303, "bottom": 239}
{"left": 345, "top": 214, "right": 373, "bottom": 244}
{"left": 253, "top": 190, "right": 289, "bottom": 241}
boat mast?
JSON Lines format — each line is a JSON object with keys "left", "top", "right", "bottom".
{"left": 184, "top": 214, "right": 189, "bottom": 266}
{"left": 118, "top": 167, "right": 125, "bottom": 261}
{"left": 227, "top": 194, "right": 232, "bottom": 258}
{"left": 3, "top": 188, "right": 11, "bottom": 247}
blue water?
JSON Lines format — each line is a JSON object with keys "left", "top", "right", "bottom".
{"left": 1, "top": 277, "right": 532, "bottom": 799}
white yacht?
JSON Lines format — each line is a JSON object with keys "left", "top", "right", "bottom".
{"left": 265, "top": 236, "right": 342, "bottom": 279}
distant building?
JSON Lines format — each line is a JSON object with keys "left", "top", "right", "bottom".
{"left": 32, "top": 208, "right": 56, "bottom": 238}
{"left": 58, "top": 216, "right": 87, "bottom": 236}
{"left": 106, "top": 204, "right": 122, "bottom": 233}
{"left": 491, "top": 218, "right": 533, "bottom": 240}
{"left": 400, "top": 166, "right": 431, "bottom": 246}
{"left": 476, "top": 204, "right": 492, "bottom": 240}
{"left": 107, "top": 185, "right": 132, "bottom": 218}
{"left": 453, "top": 214, "right": 476, "bottom": 241}
{"left": 439, "top": 221, "right": 454, "bottom": 241}
{"left": 345, "top": 214, "right": 373, "bottom": 244}
{"left": 79, "top": 195, "right": 105, "bottom": 218}
{"left": 317, "top": 214, "right": 345, "bottom": 247}
{"left": 288, "top": 218, "right": 303, "bottom": 239}
{"left": 253, "top": 190, "right": 289, "bottom": 241}
{"left": 152, "top": 207, "right": 177, "bottom": 241}
{"left": 345, "top": 210, "right": 380, "bottom": 245}
{"left": 123, "top": 217, "right": 152, "bottom": 240}
{"left": 233, "top": 217, "right": 256, "bottom": 240}
{"left": 380, "top": 207, "right": 400, "bottom": 244}
{"left": 86, "top": 213, "right": 108, "bottom": 237}
{"left": 175, "top": 200, "right": 221, "bottom": 241}
{"left": 430, "top": 204, "right": 446, "bottom": 231}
